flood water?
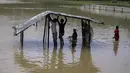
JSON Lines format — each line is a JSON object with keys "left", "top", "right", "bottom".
{"left": 0, "top": 0, "right": 130, "bottom": 73}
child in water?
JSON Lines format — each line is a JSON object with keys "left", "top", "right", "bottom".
{"left": 113, "top": 26, "right": 119, "bottom": 41}
{"left": 68, "top": 29, "right": 78, "bottom": 41}
{"left": 72, "top": 29, "right": 78, "bottom": 50}
{"left": 72, "top": 29, "right": 78, "bottom": 41}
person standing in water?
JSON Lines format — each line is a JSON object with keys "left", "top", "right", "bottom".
{"left": 113, "top": 26, "right": 119, "bottom": 41}
{"left": 72, "top": 29, "right": 78, "bottom": 41}
{"left": 57, "top": 15, "right": 67, "bottom": 45}
{"left": 72, "top": 28, "right": 78, "bottom": 48}
{"left": 48, "top": 14, "right": 58, "bottom": 46}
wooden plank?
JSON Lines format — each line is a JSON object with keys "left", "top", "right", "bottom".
{"left": 13, "top": 11, "right": 103, "bottom": 36}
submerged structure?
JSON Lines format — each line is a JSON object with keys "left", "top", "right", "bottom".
{"left": 12, "top": 11, "right": 103, "bottom": 48}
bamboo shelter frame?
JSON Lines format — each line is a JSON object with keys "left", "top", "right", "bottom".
{"left": 12, "top": 11, "right": 103, "bottom": 47}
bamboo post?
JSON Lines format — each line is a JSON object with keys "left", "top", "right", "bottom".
{"left": 88, "top": 20, "right": 91, "bottom": 45}
{"left": 125, "top": 15, "right": 127, "bottom": 20}
{"left": 89, "top": 5, "right": 90, "bottom": 9}
{"left": 121, "top": 8, "right": 123, "bottom": 13}
{"left": 43, "top": 16, "right": 47, "bottom": 46}
{"left": 84, "top": 5, "right": 85, "bottom": 8}
{"left": 99, "top": 6, "right": 101, "bottom": 10}
{"left": 36, "top": 22, "right": 38, "bottom": 30}
{"left": 114, "top": 7, "right": 115, "bottom": 11}
{"left": 81, "top": 19, "right": 84, "bottom": 43}
{"left": 47, "top": 17, "right": 50, "bottom": 48}
{"left": 20, "top": 31, "right": 24, "bottom": 47}
{"left": 81, "top": 19, "right": 86, "bottom": 46}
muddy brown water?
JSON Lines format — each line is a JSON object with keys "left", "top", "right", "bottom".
{"left": 0, "top": 0, "right": 130, "bottom": 73}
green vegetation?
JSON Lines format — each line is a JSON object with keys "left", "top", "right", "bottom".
{"left": 98, "top": 1, "right": 130, "bottom": 7}
{"left": 0, "top": 0, "right": 130, "bottom": 9}
{"left": 17, "top": 0, "right": 130, "bottom": 7}
{"left": 67, "top": 1, "right": 130, "bottom": 7}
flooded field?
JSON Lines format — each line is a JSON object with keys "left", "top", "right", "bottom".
{"left": 0, "top": 0, "right": 130, "bottom": 73}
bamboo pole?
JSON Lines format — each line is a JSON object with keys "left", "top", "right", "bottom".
{"left": 121, "top": 8, "right": 123, "bottom": 13}
{"left": 114, "top": 7, "right": 115, "bottom": 11}
{"left": 20, "top": 31, "right": 24, "bottom": 47}
{"left": 81, "top": 19, "right": 84, "bottom": 42}
{"left": 99, "top": 6, "right": 101, "bottom": 10}
{"left": 47, "top": 17, "right": 50, "bottom": 48}
{"left": 89, "top": 5, "right": 90, "bottom": 9}
{"left": 13, "top": 11, "right": 103, "bottom": 36}
{"left": 43, "top": 16, "right": 47, "bottom": 47}
{"left": 81, "top": 19, "right": 86, "bottom": 46}
{"left": 88, "top": 20, "right": 91, "bottom": 45}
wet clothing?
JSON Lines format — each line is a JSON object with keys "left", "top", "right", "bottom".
{"left": 72, "top": 32, "right": 77, "bottom": 40}
{"left": 114, "top": 29, "right": 119, "bottom": 41}
{"left": 58, "top": 22, "right": 66, "bottom": 42}
{"left": 50, "top": 20, "right": 58, "bottom": 46}
{"left": 58, "top": 24, "right": 65, "bottom": 46}
{"left": 72, "top": 31, "right": 77, "bottom": 48}
{"left": 59, "top": 24, "right": 65, "bottom": 34}
{"left": 59, "top": 33, "right": 64, "bottom": 39}
{"left": 52, "top": 32, "right": 57, "bottom": 46}
{"left": 50, "top": 21, "right": 57, "bottom": 33}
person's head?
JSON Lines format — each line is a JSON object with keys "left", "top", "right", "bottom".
{"left": 60, "top": 19, "right": 64, "bottom": 23}
{"left": 53, "top": 18, "right": 57, "bottom": 22}
{"left": 116, "top": 26, "right": 119, "bottom": 30}
{"left": 73, "top": 29, "right": 77, "bottom": 32}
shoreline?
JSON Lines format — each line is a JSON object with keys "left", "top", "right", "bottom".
{"left": 68, "top": 1, "right": 130, "bottom": 8}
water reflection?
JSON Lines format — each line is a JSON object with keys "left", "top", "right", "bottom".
{"left": 80, "top": 44, "right": 99, "bottom": 73}
{"left": 71, "top": 41, "right": 77, "bottom": 62}
{"left": 113, "top": 41, "right": 119, "bottom": 56}
{"left": 15, "top": 42, "right": 100, "bottom": 73}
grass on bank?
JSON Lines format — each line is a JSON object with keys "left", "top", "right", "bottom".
{"left": 67, "top": 1, "right": 130, "bottom": 7}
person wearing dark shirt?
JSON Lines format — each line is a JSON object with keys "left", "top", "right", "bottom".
{"left": 57, "top": 15, "right": 67, "bottom": 45}
{"left": 72, "top": 29, "right": 78, "bottom": 41}
{"left": 113, "top": 26, "right": 119, "bottom": 41}
{"left": 72, "top": 29, "right": 78, "bottom": 48}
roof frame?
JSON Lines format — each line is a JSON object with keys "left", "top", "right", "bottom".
{"left": 13, "top": 11, "right": 103, "bottom": 36}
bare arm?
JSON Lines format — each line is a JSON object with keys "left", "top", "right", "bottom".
{"left": 57, "top": 15, "right": 60, "bottom": 25}
{"left": 48, "top": 14, "right": 57, "bottom": 22}
{"left": 47, "top": 14, "right": 52, "bottom": 21}
{"left": 63, "top": 16, "right": 67, "bottom": 25}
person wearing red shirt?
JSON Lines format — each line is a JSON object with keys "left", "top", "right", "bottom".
{"left": 113, "top": 26, "right": 119, "bottom": 41}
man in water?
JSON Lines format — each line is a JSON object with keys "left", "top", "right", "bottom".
{"left": 57, "top": 15, "right": 67, "bottom": 45}
{"left": 113, "top": 26, "right": 119, "bottom": 41}
{"left": 48, "top": 14, "right": 58, "bottom": 46}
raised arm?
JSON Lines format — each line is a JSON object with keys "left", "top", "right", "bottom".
{"left": 47, "top": 14, "right": 52, "bottom": 21}
{"left": 64, "top": 16, "right": 67, "bottom": 25}
{"left": 47, "top": 14, "right": 58, "bottom": 22}
{"left": 57, "top": 15, "right": 60, "bottom": 25}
